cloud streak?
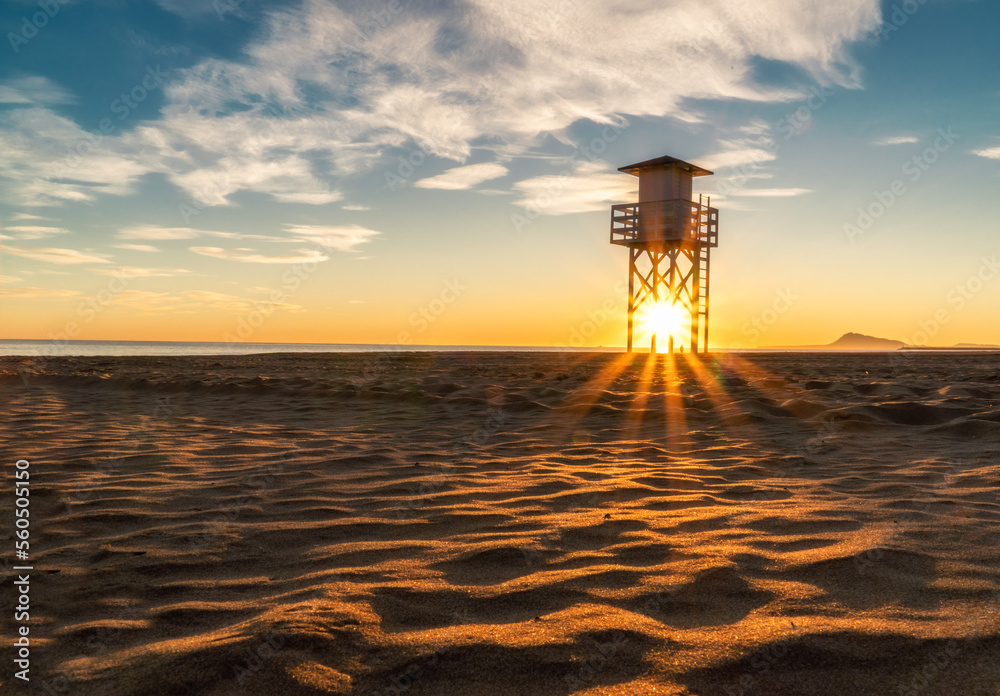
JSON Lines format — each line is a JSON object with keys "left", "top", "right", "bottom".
{"left": 93, "top": 266, "right": 191, "bottom": 278}
{"left": 114, "top": 243, "right": 161, "bottom": 252}
{"left": 0, "top": 76, "right": 75, "bottom": 106}
{"left": 415, "top": 163, "right": 509, "bottom": 190}
{"left": 0, "top": 244, "right": 111, "bottom": 265}
{"left": 189, "top": 247, "right": 330, "bottom": 264}
{"left": 283, "top": 224, "right": 380, "bottom": 251}
{"left": 973, "top": 146, "right": 1000, "bottom": 160}
{"left": 0, "top": 286, "right": 81, "bottom": 299}
{"left": 873, "top": 135, "right": 920, "bottom": 146}
{"left": 731, "top": 188, "right": 813, "bottom": 197}
{"left": 700, "top": 146, "right": 778, "bottom": 171}
{"left": 118, "top": 226, "right": 204, "bottom": 240}
{"left": 3, "top": 225, "right": 71, "bottom": 240}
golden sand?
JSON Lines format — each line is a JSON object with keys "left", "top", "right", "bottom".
{"left": 2, "top": 351, "right": 999, "bottom": 694}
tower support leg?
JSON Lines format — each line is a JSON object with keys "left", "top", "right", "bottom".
{"left": 691, "top": 248, "right": 700, "bottom": 355}
{"left": 626, "top": 248, "right": 636, "bottom": 353}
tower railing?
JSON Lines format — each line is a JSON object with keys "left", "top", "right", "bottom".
{"left": 610, "top": 199, "right": 718, "bottom": 247}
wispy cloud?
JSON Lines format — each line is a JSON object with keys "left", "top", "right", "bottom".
{"left": 513, "top": 160, "right": 636, "bottom": 215}
{"left": 0, "top": 106, "right": 150, "bottom": 205}
{"left": 873, "top": 135, "right": 920, "bottom": 146}
{"left": 0, "top": 286, "right": 81, "bottom": 299}
{"left": 0, "top": 244, "right": 111, "bottom": 264}
{"left": 117, "top": 224, "right": 379, "bottom": 257}
{"left": 93, "top": 266, "right": 191, "bottom": 278}
{"left": 342, "top": 204, "right": 371, "bottom": 211}
{"left": 415, "top": 163, "right": 509, "bottom": 190}
{"left": 189, "top": 246, "right": 330, "bottom": 264}
{"left": 117, "top": 225, "right": 287, "bottom": 241}
{"left": 973, "top": 146, "right": 1000, "bottom": 160}
{"left": 0, "top": 76, "right": 75, "bottom": 106}
{"left": 731, "top": 188, "right": 813, "bottom": 197}
{"left": 114, "top": 243, "right": 161, "bottom": 252}
{"left": 700, "top": 146, "right": 778, "bottom": 171}
{"left": 284, "top": 224, "right": 380, "bottom": 251}
{"left": 3, "top": 225, "right": 71, "bottom": 240}
{"left": 0, "top": 274, "right": 22, "bottom": 283}
{"left": 737, "top": 119, "right": 773, "bottom": 136}
{"left": 162, "top": 152, "right": 341, "bottom": 207}
{"left": 272, "top": 190, "right": 343, "bottom": 205}
{"left": 118, "top": 226, "right": 203, "bottom": 240}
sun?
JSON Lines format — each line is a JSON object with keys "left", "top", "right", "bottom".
{"left": 640, "top": 301, "right": 688, "bottom": 350}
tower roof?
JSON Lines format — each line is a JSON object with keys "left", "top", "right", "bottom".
{"left": 618, "top": 155, "right": 713, "bottom": 177}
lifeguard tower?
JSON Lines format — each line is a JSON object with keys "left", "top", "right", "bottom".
{"left": 610, "top": 155, "right": 718, "bottom": 354}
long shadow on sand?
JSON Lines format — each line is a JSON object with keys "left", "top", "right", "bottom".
{"left": 679, "top": 631, "right": 1000, "bottom": 695}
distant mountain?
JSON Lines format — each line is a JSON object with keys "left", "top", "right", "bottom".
{"left": 826, "top": 332, "right": 907, "bottom": 350}
{"left": 765, "top": 332, "right": 906, "bottom": 350}
{"left": 764, "top": 333, "right": 1000, "bottom": 351}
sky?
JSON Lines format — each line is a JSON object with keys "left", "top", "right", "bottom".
{"left": 0, "top": 0, "right": 998, "bottom": 349}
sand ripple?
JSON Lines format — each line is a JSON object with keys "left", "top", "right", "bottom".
{"left": 2, "top": 351, "right": 1000, "bottom": 694}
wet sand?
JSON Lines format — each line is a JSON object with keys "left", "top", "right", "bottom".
{"left": 2, "top": 351, "right": 999, "bottom": 695}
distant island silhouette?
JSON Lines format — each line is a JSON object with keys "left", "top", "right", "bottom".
{"left": 765, "top": 332, "right": 1000, "bottom": 351}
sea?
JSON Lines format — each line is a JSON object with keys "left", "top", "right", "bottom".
{"left": 0, "top": 339, "right": 623, "bottom": 357}
{"left": 3, "top": 340, "right": 968, "bottom": 358}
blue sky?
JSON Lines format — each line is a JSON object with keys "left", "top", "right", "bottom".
{"left": 1, "top": 0, "right": 998, "bottom": 347}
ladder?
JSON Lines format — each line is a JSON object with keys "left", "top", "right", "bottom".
{"left": 696, "top": 194, "right": 712, "bottom": 353}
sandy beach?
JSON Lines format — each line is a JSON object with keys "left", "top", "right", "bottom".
{"left": 2, "top": 351, "right": 1000, "bottom": 695}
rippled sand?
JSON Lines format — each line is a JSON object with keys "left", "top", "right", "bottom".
{"left": 2, "top": 351, "right": 999, "bottom": 695}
